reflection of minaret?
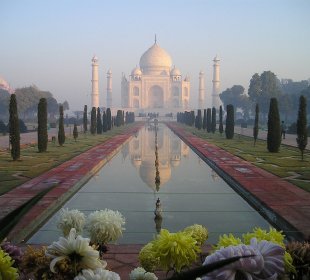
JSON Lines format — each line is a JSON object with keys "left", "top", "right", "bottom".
{"left": 212, "top": 55, "right": 222, "bottom": 109}
{"left": 91, "top": 56, "right": 99, "bottom": 108}
{"left": 198, "top": 71, "right": 205, "bottom": 109}
{"left": 107, "top": 69, "right": 112, "bottom": 108}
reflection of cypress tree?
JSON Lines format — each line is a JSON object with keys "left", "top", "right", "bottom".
{"left": 154, "top": 124, "right": 160, "bottom": 191}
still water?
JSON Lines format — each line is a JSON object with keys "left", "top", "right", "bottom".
{"left": 28, "top": 123, "right": 270, "bottom": 244}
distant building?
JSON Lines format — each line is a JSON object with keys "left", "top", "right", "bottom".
{"left": 121, "top": 39, "right": 190, "bottom": 111}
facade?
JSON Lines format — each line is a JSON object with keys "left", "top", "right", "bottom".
{"left": 121, "top": 41, "right": 190, "bottom": 111}
{"left": 198, "top": 71, "right": 205, "bottom": 109}
{"left": 106, "top": 69, "right": 112, "bottom": 108}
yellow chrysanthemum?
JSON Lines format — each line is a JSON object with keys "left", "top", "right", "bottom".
{"left": 138, "top": 242, "right": 160, "bottom": 272}
{"left": 212, "top": 233, "right": 242, "bottom": 251}
{"left": 152, "top": 229, "right": 200, "bottom": 272}
{"left": 0, "top": 249, "right": 19, "bottom": 280}
{"left": 183, "top": 224, "right": 208, "bottom": 246}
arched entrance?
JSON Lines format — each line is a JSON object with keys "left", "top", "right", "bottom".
{"left": 148, "top": 85, "right": 164, "bottom": 108}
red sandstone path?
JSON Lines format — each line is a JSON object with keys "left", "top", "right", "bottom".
{"left": 1, "top": 121, "right": 310, "bottom": 279}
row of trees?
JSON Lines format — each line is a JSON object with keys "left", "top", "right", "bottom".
{"left": 177, "top": 95, "right": 307, "bottom": 159}
{"left": 219, "top": 71, "right": 310, "bottom": 122}
{"left": 0, "top": 86, "right": 69, "bottom": 121}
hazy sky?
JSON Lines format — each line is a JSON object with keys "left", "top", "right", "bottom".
{"left": 1, "top": 0, "right": 309, "bottom": 111}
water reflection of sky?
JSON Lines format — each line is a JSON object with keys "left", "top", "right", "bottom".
{"left": 28, "top": 123, "right": 271, "bottom": 245}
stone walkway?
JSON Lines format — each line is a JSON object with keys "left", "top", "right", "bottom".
{"left": 1, "top": 121, "right": 310, "bottom": 279}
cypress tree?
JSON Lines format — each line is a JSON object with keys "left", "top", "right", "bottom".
{"left": 206, "top": 108, "right": 211, "bottom": 132}
{"left": 253, "top": 103, "right": 259, "bottom": 146}
{"left": 90, "top": 107, "right": 96, "bottom": 135}
{"left": 190, "top": 111, "right": 195, "bottom": 126}
{"left": 83, "top": 105, "right": 87, "bottom": 133}
{"left": 296, "top": 95, "right": 307, "bottom": 160}
{"left": 267, "top": 98, "right": 281, "bottom": 152}
{"left": 106, "top": 108, "right": 112, "bottom": 130}
{"left": 197, "top": 109, "right": 202, "bottom": 130}
{"left": 58, "top": 104, "right": 65, "bottom": 146}
{"left": 9, "top": 94, "right": 20, "bottom": 160}
{"left": 73, "top": 123, "right": 78, "bottom": 141}
{"left": 219, "top": 105, "right": 223, "bottom": 135}
{"left": 37, "top": 98, "right": 48, "bottom": 152}
{"left": 203, "top": 109, "right": 207, "bottom": 130}
{"left": 211, "top": 107, "right": 216, "bottom": 133}
{"left": 225, "top": 104, "right": 234, "bottom": 139}
{"left": 102, "top": 111, "right": 107, "bottom": 132}
{"left": 97, "top": 107, "right": 102, "bottom": 134}
{"left": 116, "top": 110, "right": 123, "bottom": 127}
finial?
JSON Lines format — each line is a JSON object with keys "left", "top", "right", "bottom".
{"left": 155, "top": 34, "right": 157, "bottom": 44}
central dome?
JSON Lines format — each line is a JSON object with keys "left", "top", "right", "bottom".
{"left": 139, "top": 43, "right": 172, "bottom": 75}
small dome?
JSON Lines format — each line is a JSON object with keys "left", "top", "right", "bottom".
{"left": 131, "top": 66, "right": 142, "bottom": 76}
{"left": 139, "top": 43, "right": 172, "bottom": 74}
{"left": 171, "top": 67, "right": 181, "bottom": 76}
{"left": 107, "top": 69, "right": 112, "bottom": 74}
{"left": 92, "top": 55, "right": 98, "bottom": 63}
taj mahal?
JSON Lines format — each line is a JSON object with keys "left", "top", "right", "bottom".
{"left": 91, "top": 39, "right": 221, "bottom": 112}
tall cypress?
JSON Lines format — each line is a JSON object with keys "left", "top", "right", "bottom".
{"left": 253, "top": 103, "right": 259, "bottom": 147}
{"left": 97, "top": 107, "right": 102, "bottom": 134}
{"left": 73, "top": 123, "right": 78, "bottom": 141}
{"left": 58, "top": 104, "right": 65, "bottom": 146}
{"left": 37, "top": 98, "right": 48, "bottom": 152}
{"left": 296, "top": 95, "right": 307, "bottom": 160}
{"left": 219, "top": 105, "right": 223, "bottom": 135}
{"left": 202, "top": 109, "right": 207, "bottom": 130}
{"left": 90, "top": 107, "right": 97, "bottom": 135}
{"left": 211, "top": 107, "right": 216, "bottom": 133}
{"left": 206, "top": 108, "right": 211, "bottom": 132}
{"left": 102, "top": 111, "right": 107, "bottom": 132}
{"left": 197, "top": 109, "right": 202, "bottom": 130}
{"left": 106, "top": 108, "right": 112, "bottom": 130}
{"left": 83, "top": 105, "right": 87, "bottom": 133}
{"left": 225, "top": 104, "right": 234, "bottom": 139}
{"left": 267, "top": 98, "right": 281, "bottom": 152}
{"left": 9, "top": 94, "right": 20, "bottom": 160}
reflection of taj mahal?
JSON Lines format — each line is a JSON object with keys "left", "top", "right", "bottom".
{"left": 128, "top": 124, "right": 189, "bottom": 190}
{"left": 121, "top": 39, "right": 190, "bottom": 110}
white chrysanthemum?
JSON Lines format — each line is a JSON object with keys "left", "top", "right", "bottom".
{"left": 74, "top": 268, "right": 120, "bottom": 280}
{"left": 57, "top": 208, "right": 86, "bottom": 236}
{"left": 86, "top": 209, "right": 125, "bottom": 245}
{"left": 129, "top": 267, "right": 158, "bottom": 280}
{"left": 46, "top": 228, "right": 105, "bottom": 273}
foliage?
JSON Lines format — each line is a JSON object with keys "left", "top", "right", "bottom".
{"left": 102, "top": 111, "right": 107, "bottom": 132}
{"left": 206, "top": 108, "right": 211, "bottom": 132}
{"left": 90, "top": 107, "right": 96, "bottom": 135}
{"left": 116, "top": 110, "right": 123, "bottom": 127}
{"left": 106, "top": 108, "right": 112, "bottom": 130}
{"left": 86, "top": 209, "right": 125, "bottom": 245}
{"left": 219, "top": 106, "right": 223, "bottom": 134}
{"left": 38, "top": 98, "right": 48, "bottom": 152}
{"left": 83, "top": 105, "right": 87, "bottom": 133}
{"left": 97, "top": 108, "right": 102, "bottom": 134}
{"left": 196, "top": 109, "right": 202, "bottom": 130}
{"left": 296, "top": 95, "right": 307, "bottom": 160}
{"left": 225, "top": 104, "right": 234, "bottom": 139}
{"left": 58, "top": 104, "right": 65, "bottom": 146}
{"left": 211, "top": 107, "right": 216, "bottom": 133}
{"left": 73, "top": 123, "right": 78, "bottom": 141}
{"left": 9, "top": 94, "right": 20, "bottom": 160}
{"left": 202, "top": 109, "right": 207, "bottom": 130}
{"left": 57, "top": 208, "right": 85, "bottom": 237}
{"left": 286, "top": 241, "right": 310, "bottom": 267}
{"left": 0, "top": 120, "right": 7, "bottom": 134}
{"left": 267, "top": 98, "right": 281, "bottom": 152}
{"left": 253, "top": 103, "right": 259, "bottom": 146}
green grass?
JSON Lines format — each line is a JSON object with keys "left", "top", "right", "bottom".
{"left": 183, "top": 124, "right": 310, "bottom": 193}
{"left": 0, "top": 124, "right": 136, "bottom": 195}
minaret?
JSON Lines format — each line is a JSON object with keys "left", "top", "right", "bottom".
{"left": 106, "top": 69, "right": 112, "bottom": 108}
{"left": 212, "top": 55, "right": 222, "bottom": 109}
{"left": 198, "top": 71, "right": 205, "bottom": 109}
{"left": 91, "top": 55, "right": 99, "bottom": 108}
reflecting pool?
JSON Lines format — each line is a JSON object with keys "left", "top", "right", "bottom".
{"left": 28, "top": 123, "right": 271, "bottom": 244}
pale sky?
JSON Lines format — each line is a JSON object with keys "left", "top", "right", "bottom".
{"left": 1, "top": 0, "right": 309, "bottom": 111}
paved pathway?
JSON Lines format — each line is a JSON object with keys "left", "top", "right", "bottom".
{"left": 166, "top": 122, "right": 310, "bottom": 241}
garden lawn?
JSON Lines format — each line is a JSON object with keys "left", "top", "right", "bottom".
{"left": 0, "top": 125, "right": 133, "bottom": 195}
{"left": 182, "top": 124, "right": 310, "bottom": 193}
